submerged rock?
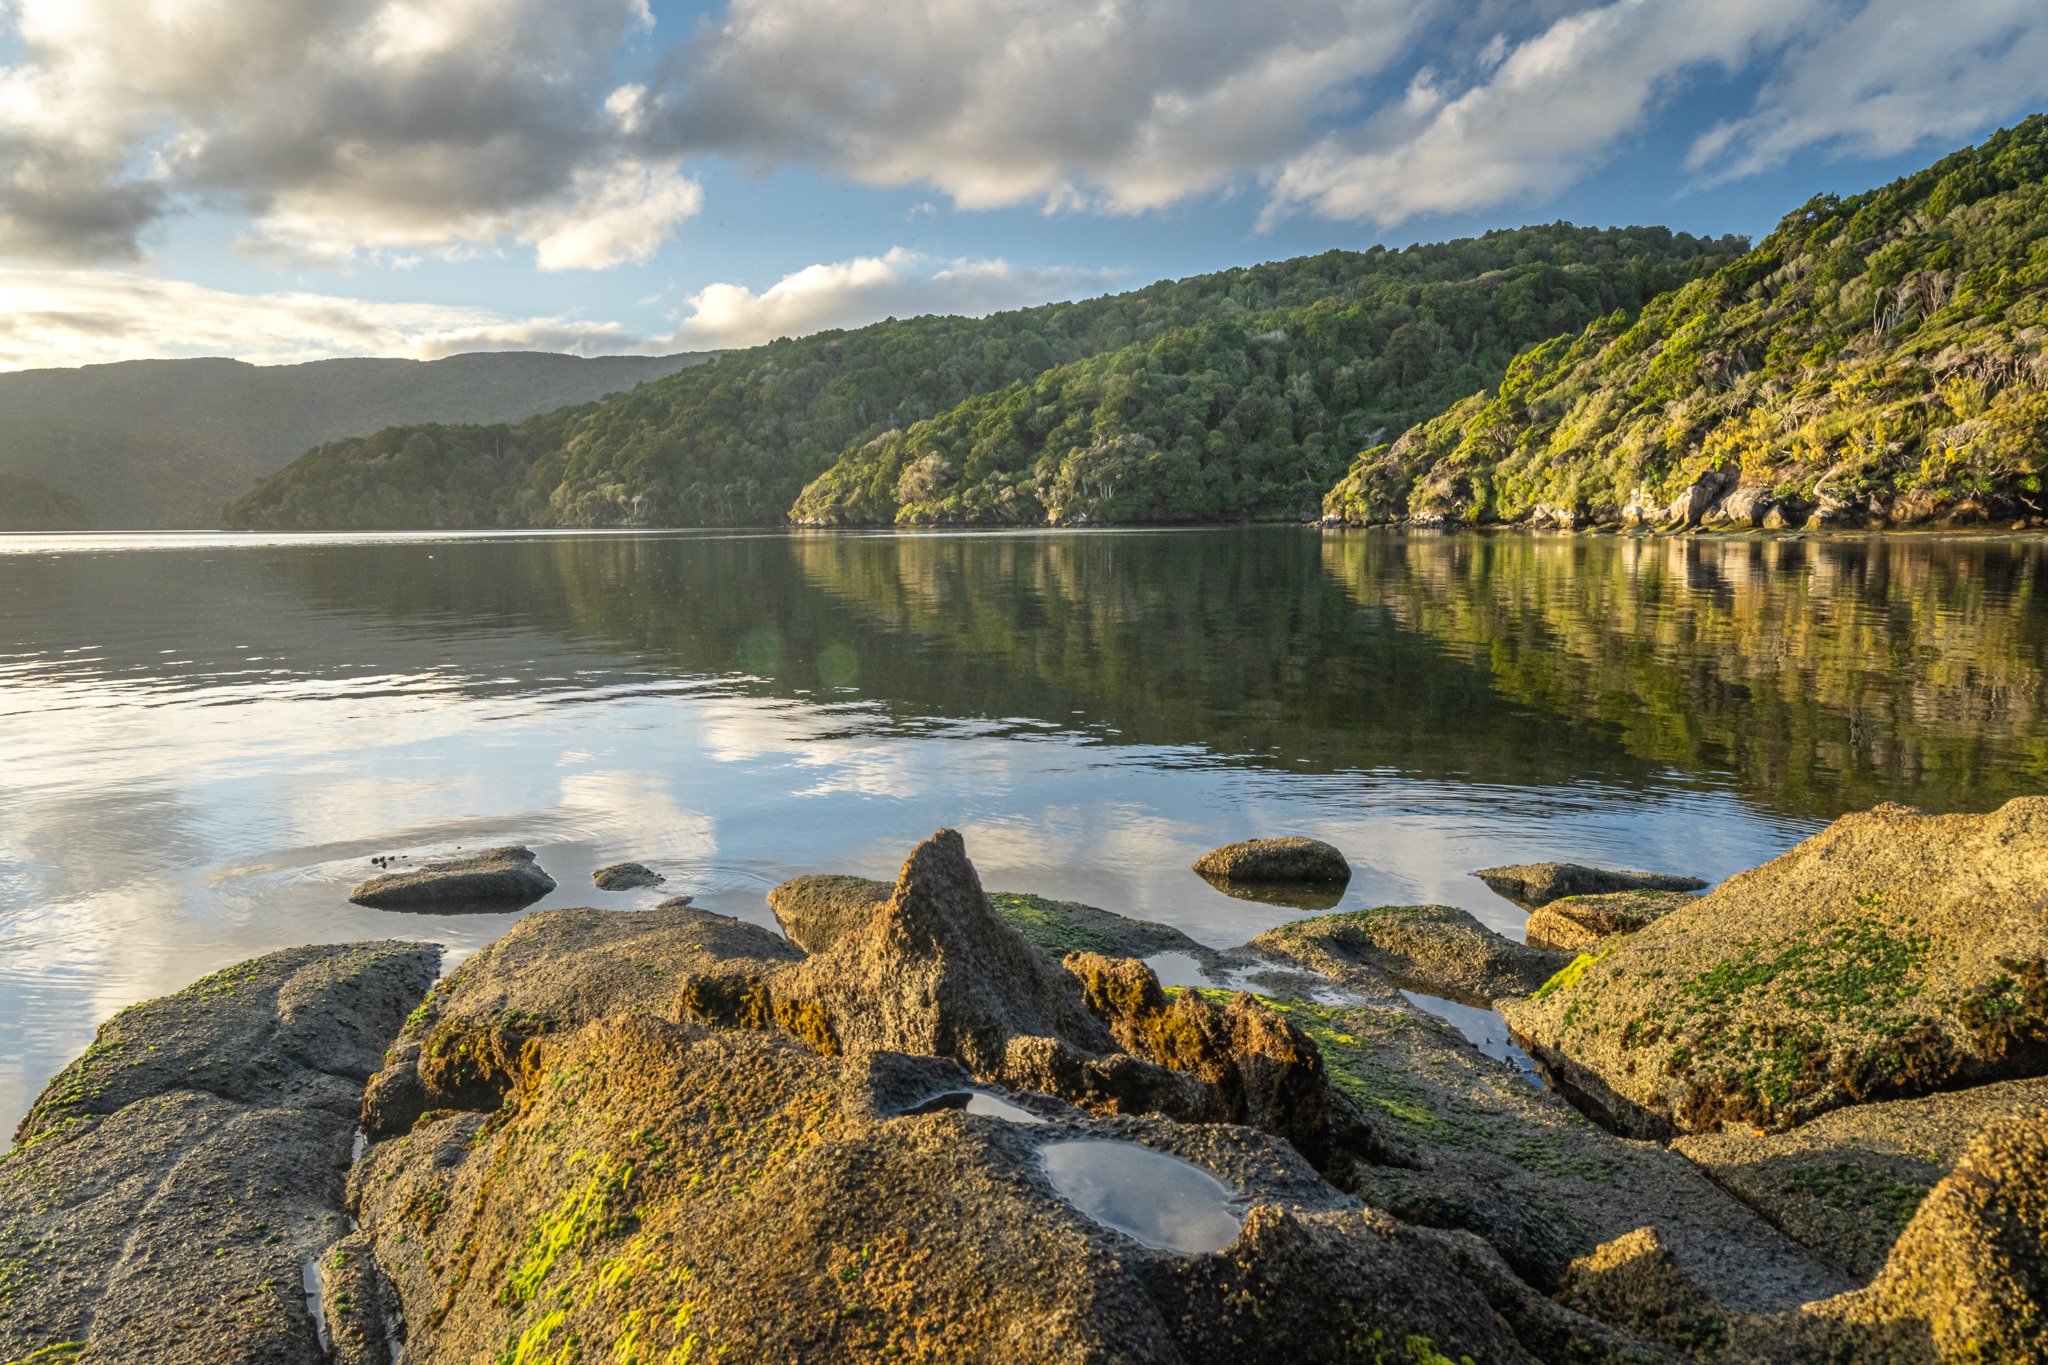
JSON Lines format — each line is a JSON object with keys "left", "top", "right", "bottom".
{"left": 1674, "top": 1073, "right": 2048, "bottom": 1278}
{"left": 1251, "top": 903, "right": 1572, "bottom": 1005}
{"left": 0, "top": 942, "right": 438, "bottom": 1365}
{"left": 347, "top": 845, "right": 556, "bottom": 911}
{"left": 590, "top": 860, "right": 663, "bottom": 891}
{"left": 1194, "top": 837, "right": 1350, "bottom": 884}
{"left": 1500, "top": 799, "right": 2048, "bottom": 1136}
{"left": 1475, "top": 862, "right": 1708, "bottom": 909}
{"left": 1525, "top": 889, "right": 1698, "bottom": 952}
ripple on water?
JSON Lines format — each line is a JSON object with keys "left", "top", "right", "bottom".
{"left": 1040, "top": 1139, "right": 1244, "bottom": 1255}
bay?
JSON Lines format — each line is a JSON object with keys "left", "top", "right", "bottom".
{"left": 2, "top": 526, "right": 2043, "bottom": 1137}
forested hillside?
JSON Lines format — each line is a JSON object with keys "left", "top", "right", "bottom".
{"left": 788, "top": 229, "right": 1739, "bottom": 526}
{"left": 225, "top": 225, "right": 1740, "bottom": 530}
{"left": 1325, "top": 115, "right": 2048, "bottom": 529}
{"left": 0, "top": 350, "right": 707, "bottom": 529}
{"left": 0, "top": 472, "right": 91, "bottom": 531}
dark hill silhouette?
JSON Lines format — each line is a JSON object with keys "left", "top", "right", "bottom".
{"left": 0, "top": 350, "right": 709, "bottom": 529}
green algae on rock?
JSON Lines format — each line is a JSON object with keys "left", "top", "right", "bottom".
{"left": 1252, "top": 903, "right": 1573, "bottom": 1006}
{"left": 1499, "top": 798, "right": 2048, "bottom": 1137}
{"left": 1275, "top": 995, "right": 1854, "bottom": 1308}
{"left": 350, "top": 1013, "right": 1593, "bottom": 1365}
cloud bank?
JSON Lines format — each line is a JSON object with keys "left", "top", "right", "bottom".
{"left": 0, "top": 0, "right": 2039, "bottom": 300}
{"left": 664, "top": 249, "right": 1123, "bottom": 349}
{"left": 0, "top": 251, "right": 1118, "bottom": 369}
{"left": 0, "top": 269, "right": 638, "bottom": 370}
{"left": 2, "top": 0, "right": 2044, "bottom": 272}
{"left": 0, "top": 0, "right": 699, "bottom": 268}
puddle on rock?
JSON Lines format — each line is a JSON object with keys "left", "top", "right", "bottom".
{"left": 902, "top": 1090, "right": 1045, "bottom": 1124}
{"left": 1040, "top": 1140, "right": 1244, "bottom": 1255}
{"left": 1143, "top": 951, "right": 1211, "bottom": 989}
{"left": 302, "top": 1256, "right": 331, "bottom": 1353}
{"left": 1143, "top": 950, "right": 1378, "bottom": 1009}
{"left": 1399, "top": 989, "right": 1541, "bottom": 1084}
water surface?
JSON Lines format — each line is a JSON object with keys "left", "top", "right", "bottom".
{"left": 4, "top": 526, "right": 2044, "bottom": 1135}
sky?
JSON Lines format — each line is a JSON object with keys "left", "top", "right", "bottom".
{"left": 0, "top": 0, "right": 2044, "bottom": 371}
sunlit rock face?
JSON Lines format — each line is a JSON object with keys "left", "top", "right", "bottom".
{"left": 1501, "top": 798, "right": 2048, "bottom": 1137}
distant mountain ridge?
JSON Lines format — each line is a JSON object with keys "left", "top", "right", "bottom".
{"left": 0, "top": 351, "right": 709, "bottom": 529}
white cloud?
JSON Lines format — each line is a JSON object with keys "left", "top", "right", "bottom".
{"left": 1687, "top": 0, "right": 2048, "bottom": 180}
{"left": 1264, "top": 0, "right": 2048, "bottom": 229}
{"left": 1265, "top": 0, "right": 1805, "bottom": 228}
{"left": 0, "top": 267, "right": 647, "bottom": 370}
{"left": 665, "top": 248, "right": 1123, "bottom": 349}
{"left": 0, "top": 0, "right": 2044, "bottom": 276}
{"left": 649, "top": 0, "right": 1431, "bottom": 213}
{"left": 0, "top": 0, "right": 696, "bottom": 268}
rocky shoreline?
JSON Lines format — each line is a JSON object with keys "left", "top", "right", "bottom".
{"left": 3, "top": 813, "right": 2043, "bottom": 1363}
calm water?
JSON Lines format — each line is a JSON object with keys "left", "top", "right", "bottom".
{"left": 3, "top": 527, "right": 2045, "bottom": 1137}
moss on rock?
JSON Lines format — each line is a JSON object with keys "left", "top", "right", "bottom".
{"left": 1253, "top": 904, "right": 1572, "bottom": 1006}
{"left": 1501, "top": 799, "right": 2048, "bottom": 1135}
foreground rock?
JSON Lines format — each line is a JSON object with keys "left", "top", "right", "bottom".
{"left": 591, "top": 860, "right": 663, "bottom": 890}
{"left": 1674, "top": 1073, "right": 2048, "bottom": 1277}
{"left": 348, "top": 834, "right": 1672, "bottom": 1363}
{"left": 1564, "top": 1107, "right": 2048, "bottom": 1363}
{"left": 1817, "top": 1104, "right": 2048, "bottom": 1363}
{"left": 26, "top": 815, "right": 2044, "bottom": 1363}
{"left": 1193, "top": 837, "right": 1350, "bottom": 884}
{"left": 1525, "top": 890, "right": 1698, "bottom": 952}
{"left": 1475, "top": 862, "right": 1708, "bottom": 909}
{"left": 766, "top": 873, "right": 893, "bottom": 952}
{"left": 352, "top": 1015, "right": 1598, "bottom": 1365}
{"left": 1289, "top": 993, "right": 1855, "bottom": 1308}
{"left": 770, "top": 873, "right": 1210, "bottom": 961}
{"left": 1252, "top": 903, "right": 1572, "bottom": 1005}
{"left": 347, "top": 844, "right": 556, "bottom": 910}
{"left": 0, "top": 942, "right": 438, "bottom": 1365}
{"left": 363, "top": 900, "right": 799, "bottom": 1135}
{"left": 1500, "top": 799, "right": 2048, "bottom": 1137}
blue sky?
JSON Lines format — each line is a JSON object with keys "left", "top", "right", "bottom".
{"left": 0, "top": 0, "right": 2043, "bottom": 368}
